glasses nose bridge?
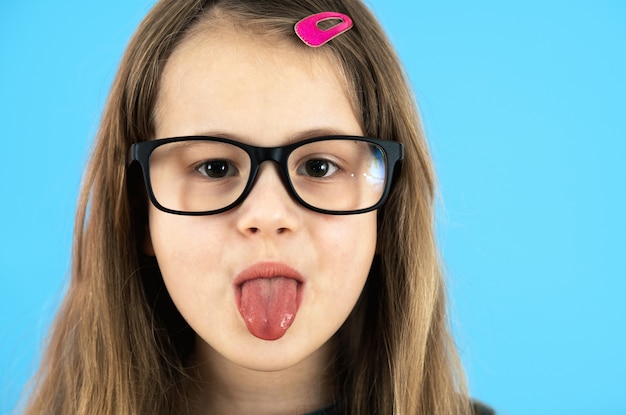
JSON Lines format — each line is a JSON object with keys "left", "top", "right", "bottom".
{"left": 248, "top": 145, "right": 292, "bottom": 191}
{"left": 254, "top": 145, "right": 288, "bottom": 164}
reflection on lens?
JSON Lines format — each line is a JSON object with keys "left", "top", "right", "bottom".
{"left": 364, "top": 147, "right": 385, "bottom": 187}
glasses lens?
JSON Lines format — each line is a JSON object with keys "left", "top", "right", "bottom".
{"left": 288, "top": 139, "right": 387, "bottom": 211}
{"left": 149, "top": 140, "right": 251, "bottom": 213}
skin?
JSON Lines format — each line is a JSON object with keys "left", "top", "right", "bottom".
{"left": 146, "top": 21, "right": 377, "bottom": 415}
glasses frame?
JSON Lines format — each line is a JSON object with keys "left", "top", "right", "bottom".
{"left": 127, "top": 135, "right": 404, "bottom": 216}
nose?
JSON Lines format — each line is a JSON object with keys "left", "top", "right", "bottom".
{"left": 235, "top": 162, "right": 301, "bottom": 236}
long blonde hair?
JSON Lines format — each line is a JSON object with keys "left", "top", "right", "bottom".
{"left": 24, "top": 1, "right": 470, "bottom": 414}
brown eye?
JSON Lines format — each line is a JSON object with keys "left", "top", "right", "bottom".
{"left": 301, "top": 159, "right": 338, "bottom": 178}
{"left": 197, "top": 159, "right": 237, "bottom": 178}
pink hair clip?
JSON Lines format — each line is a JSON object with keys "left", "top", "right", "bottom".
{"left": 294, "top": 11, "right": 354, "bottom": 48}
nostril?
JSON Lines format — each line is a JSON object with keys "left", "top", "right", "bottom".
{"left": 248, "top": 227, "right": 288, "bottom": 235}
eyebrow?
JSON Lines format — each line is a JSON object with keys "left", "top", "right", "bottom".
{"left": 288, "top": 127, "right": 358, "bottom": 142}
{"left": 189, "top": 127, "right": 359, "bottom": 146}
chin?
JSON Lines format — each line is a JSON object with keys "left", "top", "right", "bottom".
{"left": 195, "top": 325, "right": 333, "bottom": 373}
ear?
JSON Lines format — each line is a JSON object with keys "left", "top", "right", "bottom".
{"left": 142, "top": 224, "right": 155, "bottom": 256}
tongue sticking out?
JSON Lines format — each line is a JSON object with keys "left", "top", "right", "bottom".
{"left": 239, "top": 277, "right": 299, "bottom": 340}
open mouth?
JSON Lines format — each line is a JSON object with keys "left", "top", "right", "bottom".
{"left": 235, "top": 263, "right": 304, "bottom": 341}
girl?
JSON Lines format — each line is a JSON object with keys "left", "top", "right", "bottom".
{"left": 23, "top": 0, "right": 493, "bottom": 414}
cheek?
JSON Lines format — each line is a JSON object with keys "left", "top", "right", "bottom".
{"left": 148, "top": 205, "right": 227, "bottom": 259}
{"left": 146, "top": 209, "right": 230, "bottom": 303}
{"left": 317, "top": 211, "right": 377, "bottom": 260}
{"left": 310, "top": 212, "right": 377, "bottom": 302}
{"left": 146, "top": 210, "right": 246, "bottom": 343}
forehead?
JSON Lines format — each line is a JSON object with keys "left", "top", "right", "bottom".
{"left": 153, "top": 19, "right": 362, "bottom": 141}
{"left": 168, "top": 22, "right": 339, "bottom": 83}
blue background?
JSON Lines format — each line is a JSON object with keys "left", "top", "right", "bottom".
{"left": 1, "top": 1, "right": 625, "bottom": 414}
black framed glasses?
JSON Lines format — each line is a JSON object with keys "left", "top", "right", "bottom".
{"left": 128, "top": 135, "right": 403, "bottom": 215}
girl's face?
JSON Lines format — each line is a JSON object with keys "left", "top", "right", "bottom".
{"left": 146, "top": 25, "right": 376, "bottom": 373}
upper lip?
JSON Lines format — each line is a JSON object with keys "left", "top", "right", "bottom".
{"left": 234, "top": 261, "right": 304, "bottom": 286}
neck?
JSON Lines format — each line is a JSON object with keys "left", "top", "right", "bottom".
{"left": 186, "top": 339, "right": 335, "bottom": 415}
